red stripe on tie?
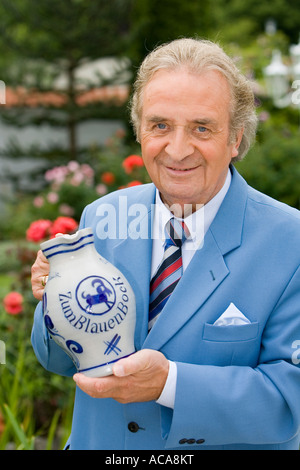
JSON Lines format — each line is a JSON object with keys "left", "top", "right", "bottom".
{"left": 150, "top": 257, "right": 182, "bottom": 294}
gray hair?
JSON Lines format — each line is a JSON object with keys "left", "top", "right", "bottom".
{"left": 130, "top": 38, "right": 258, "bottom": 161}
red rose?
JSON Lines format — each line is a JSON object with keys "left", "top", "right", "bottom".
{"left": 101, "top": 171, "right": 115, "bottom": 185}
{"left": 26, "top": 219, "right": 52, "bottom": 242}
{"left": 3, "top": 292, "right": 24, "bottom": 315}
{"left": 127, "top": 180, "right": 142, "bottom": 187}
{"left": 50, "top": 216, "right": 78, "bottom": 237}
{"left": 122, "top": 155, "right": 144, "bottom": 174}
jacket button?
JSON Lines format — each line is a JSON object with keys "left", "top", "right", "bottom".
{"left": 128, "top": 421, "right": 140, "bottom": 433}
{"left": 187, "top": 438, "right": 196, "bottom": 444}
{"left": 179, "top": 438, "right": 188, "bottom": 444}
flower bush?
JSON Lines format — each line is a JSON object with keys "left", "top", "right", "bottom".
{"left": 26, "top": 217, "right": 78, "bottom": 243}
{"left": 49, "top": 216, "right": 78, "bottom": 238}
{"left": 0, "top": 129, "right": 150, "bottom": 242}
{"left": 33, "top": 161, "right": 98, "bottom": 222}
{"left": 26, "top": 219, "right": 53, "bottom": 243}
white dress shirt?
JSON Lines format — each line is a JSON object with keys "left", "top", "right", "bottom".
{"left": 153, "top": 170, "right": 232, "bottom": 408}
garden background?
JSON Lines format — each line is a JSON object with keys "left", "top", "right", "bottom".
{"left": 0, "top": 0, "right": 299, "bottom": 450}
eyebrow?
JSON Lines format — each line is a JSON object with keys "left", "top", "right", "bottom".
{"left": 191, "top": 118, "right": 220, "bottom": 129}
{"left": 145, "top": 115, "right": 218, "bottom": 127}
{"left": 145, "top": 116, "right": 166, "bottom": 123}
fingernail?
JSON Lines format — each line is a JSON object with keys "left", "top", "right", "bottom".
{"left": 113, "top": 363, "right": 125, "bottom": 377}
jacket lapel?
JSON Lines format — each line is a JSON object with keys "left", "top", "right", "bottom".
{"left": 111, "top": 184, "right": 155, "bottom": 350}
{"left": 143, "top": 166, "right": 249, "bottom": 350}
{"left": 143, "top": 229, "right": 229, "bottom": 350}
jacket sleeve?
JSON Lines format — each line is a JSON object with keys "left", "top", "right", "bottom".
{"left": 31, "top": 302, "right": 76, "bottom": 376}
{"left": 163, "top": 264, "right": 300, "bottom": 448}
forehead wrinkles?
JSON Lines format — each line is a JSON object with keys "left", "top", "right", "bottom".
{"left": 141, "top": 69, "right": 231, "bottom": 131}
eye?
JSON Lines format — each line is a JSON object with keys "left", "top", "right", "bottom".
{"left": 193, "top": 125, "right": 210, "bottom": 138}
{"left": 157, "top": 123, "right": 167, "bottom": 130}
{"left": 197, "top": 126, "right": 207, "bottom": 133}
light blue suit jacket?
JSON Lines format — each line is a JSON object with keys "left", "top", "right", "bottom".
{"left": 32, "top": 166, "right": 300, "bottom": 450}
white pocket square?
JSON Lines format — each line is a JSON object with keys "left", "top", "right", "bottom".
{"left": 213, "top": 303, "right": 251, "bottom": 326}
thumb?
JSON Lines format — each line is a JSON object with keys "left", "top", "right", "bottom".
{"left": 112, "top": 351, "right": 146, "bottom": 377}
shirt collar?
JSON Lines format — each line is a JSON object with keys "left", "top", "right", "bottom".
{"left": 153, "top": 169, "right": 232, "bottom": 246}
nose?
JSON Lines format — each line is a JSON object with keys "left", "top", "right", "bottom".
{"left": 165, "top": 126, "right": 194, "bottom": 161}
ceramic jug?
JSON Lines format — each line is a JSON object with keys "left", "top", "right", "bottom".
{"left": 40, "top": 227, "right": 136, "bottom": 377}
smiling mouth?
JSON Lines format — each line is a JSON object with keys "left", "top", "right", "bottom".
{"left": 167, "top": 166, "right": 199, "bottom": 172}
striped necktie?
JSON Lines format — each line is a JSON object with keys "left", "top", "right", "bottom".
{"left": 149, "top": 217, "right": 190, "bottom": 330}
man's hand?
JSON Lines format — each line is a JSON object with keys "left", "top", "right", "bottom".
{"left": 31, "top": 233, "right": 63, "bottom": 301}
{"left": 73, "top": 349, "right": 169, "bottom": 404}
{"left": 31, "top": 250, "right": 50, "bottom": 301}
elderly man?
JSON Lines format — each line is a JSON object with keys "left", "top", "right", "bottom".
{"left": 31, "top": 38, "right": 300, "bottom": 450}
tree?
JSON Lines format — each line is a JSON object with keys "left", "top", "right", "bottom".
{"left": 210, "top": 0, "right": 300, "bottom": 44}
{"left": 128, "top": 0, "right": 212, "bottom": 67}
{"left": 0, "top": 0, "right": 133, "bottom": 160}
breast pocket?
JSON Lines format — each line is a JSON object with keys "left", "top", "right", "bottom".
{"left": 201, "top": 322, "right": 260, "bottom": 367}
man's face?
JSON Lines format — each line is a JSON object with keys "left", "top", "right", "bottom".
{"left": 139, "top": 68, "right": 243, "bottom": 212}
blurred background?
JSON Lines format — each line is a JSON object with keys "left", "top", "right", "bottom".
{"left": 0, "top": 0, "right": 299, "bottom": 449}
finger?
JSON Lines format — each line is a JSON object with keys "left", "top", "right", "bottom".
{"left": 31, "top": 250, "right": 50, "bottom": 300}
{"left": 33, "top": 289, "right": 44, "bottom": 301}
{"left": 32, "top": 276, "right": 47, "bottom": 300}
{"left": 73, "top": 373, "right": 101, "bottom": 397}
{"left": 73, "top": 373, "right": 96, "bottom": 390}
{"left": 73, "top": 373, "right": 114, "bottom": 398}
{"left": 112, "top": 350, "right": 149, "bottom": 377}
{"left": 32, "top": 250, "right": 49, "bottom": 270}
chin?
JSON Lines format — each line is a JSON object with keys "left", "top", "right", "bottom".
{"left": 161, "top": 190, "right": 200, "bottom": 209}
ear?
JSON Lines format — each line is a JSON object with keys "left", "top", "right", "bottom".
{"left": 231, "top": 127, "right": 244, "bottom": 159}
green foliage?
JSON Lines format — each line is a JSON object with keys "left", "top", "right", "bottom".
{"left": 236, "top": 113, "right": 300, "bottom": 209}
{"left": 3, "top": 405, "right": 35, "bottom": 450}
{"left": 0, "top": 0, "right": 133, "bottom": 64}
{"left": 129, "top": 0, "right": 212, "bottom": 65}
{"left": 0, "top": 247, "right": 74, "bottom": 449}
{"left": 209, "top": 0, "right": 300, "bottom": 44}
